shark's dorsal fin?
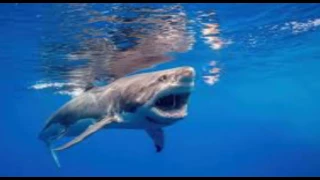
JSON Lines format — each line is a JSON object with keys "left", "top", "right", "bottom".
{"left": 145, "top": 128, "right": 164, "bottom": 152}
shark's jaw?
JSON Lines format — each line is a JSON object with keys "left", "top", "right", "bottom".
{"left": 150, "top": 87, "right": 192, "bottom": 120}
{"left": 145, "top": 67, "right": 195, "bottom": 122}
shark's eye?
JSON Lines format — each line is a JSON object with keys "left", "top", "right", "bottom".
{"left": 159, "top": 75, "right": 168, "bottom": 82}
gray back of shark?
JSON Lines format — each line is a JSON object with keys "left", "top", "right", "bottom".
{"left": 38, "top": 66, "right": 195, "bottom": 168}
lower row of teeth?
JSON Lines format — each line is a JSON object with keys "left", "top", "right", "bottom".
{"left": 156, "top": 107, "right": 186, "bottom": 117}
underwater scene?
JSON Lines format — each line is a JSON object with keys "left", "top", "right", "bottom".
{"left": 1, "top": 3, "right": 320, "bottom": 177}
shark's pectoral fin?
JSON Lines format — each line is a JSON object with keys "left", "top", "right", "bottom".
{"left": 53, "top": 116, "right": 119, "bottom": 151}
{"left": 145, "top": 128, "right": 164, "bottom": 153}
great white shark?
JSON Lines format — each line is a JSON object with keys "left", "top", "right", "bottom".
{"left": 38, "top": 66, "right": 196, "bottom": 168}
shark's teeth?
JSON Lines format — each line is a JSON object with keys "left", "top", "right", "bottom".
{"left": 152, "top": 104, "right": 187, "bottom": 119}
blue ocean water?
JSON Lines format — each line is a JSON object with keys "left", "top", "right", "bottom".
{"left": 1, "top": 3, "right": 320, "bottom": 177}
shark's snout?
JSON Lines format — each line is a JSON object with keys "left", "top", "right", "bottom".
{"left": 177, "top": 66, "right": 195, "bottom": 84}
{"left": 182, "top": 66, "right": 195, "bottom": 77}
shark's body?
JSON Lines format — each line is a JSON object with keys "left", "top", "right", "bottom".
{"left": 38, "top": 66, "right": 195, "bottom": 168}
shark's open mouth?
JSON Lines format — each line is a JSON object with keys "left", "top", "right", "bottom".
{"left": 155, "top": 93, "right": 190, "bottom": 111}
{"left": 152, "top": 92, "right": 190, "bottom": 119}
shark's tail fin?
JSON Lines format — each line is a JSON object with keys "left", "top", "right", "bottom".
{"left": 50, "top": 147, "right": 61, "bottom": 168}
{"left": 39, "top": 123, "right": 67, "bottom": 168}
{"left": 44, "top": 141, "right": 61, "bottom": 168}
